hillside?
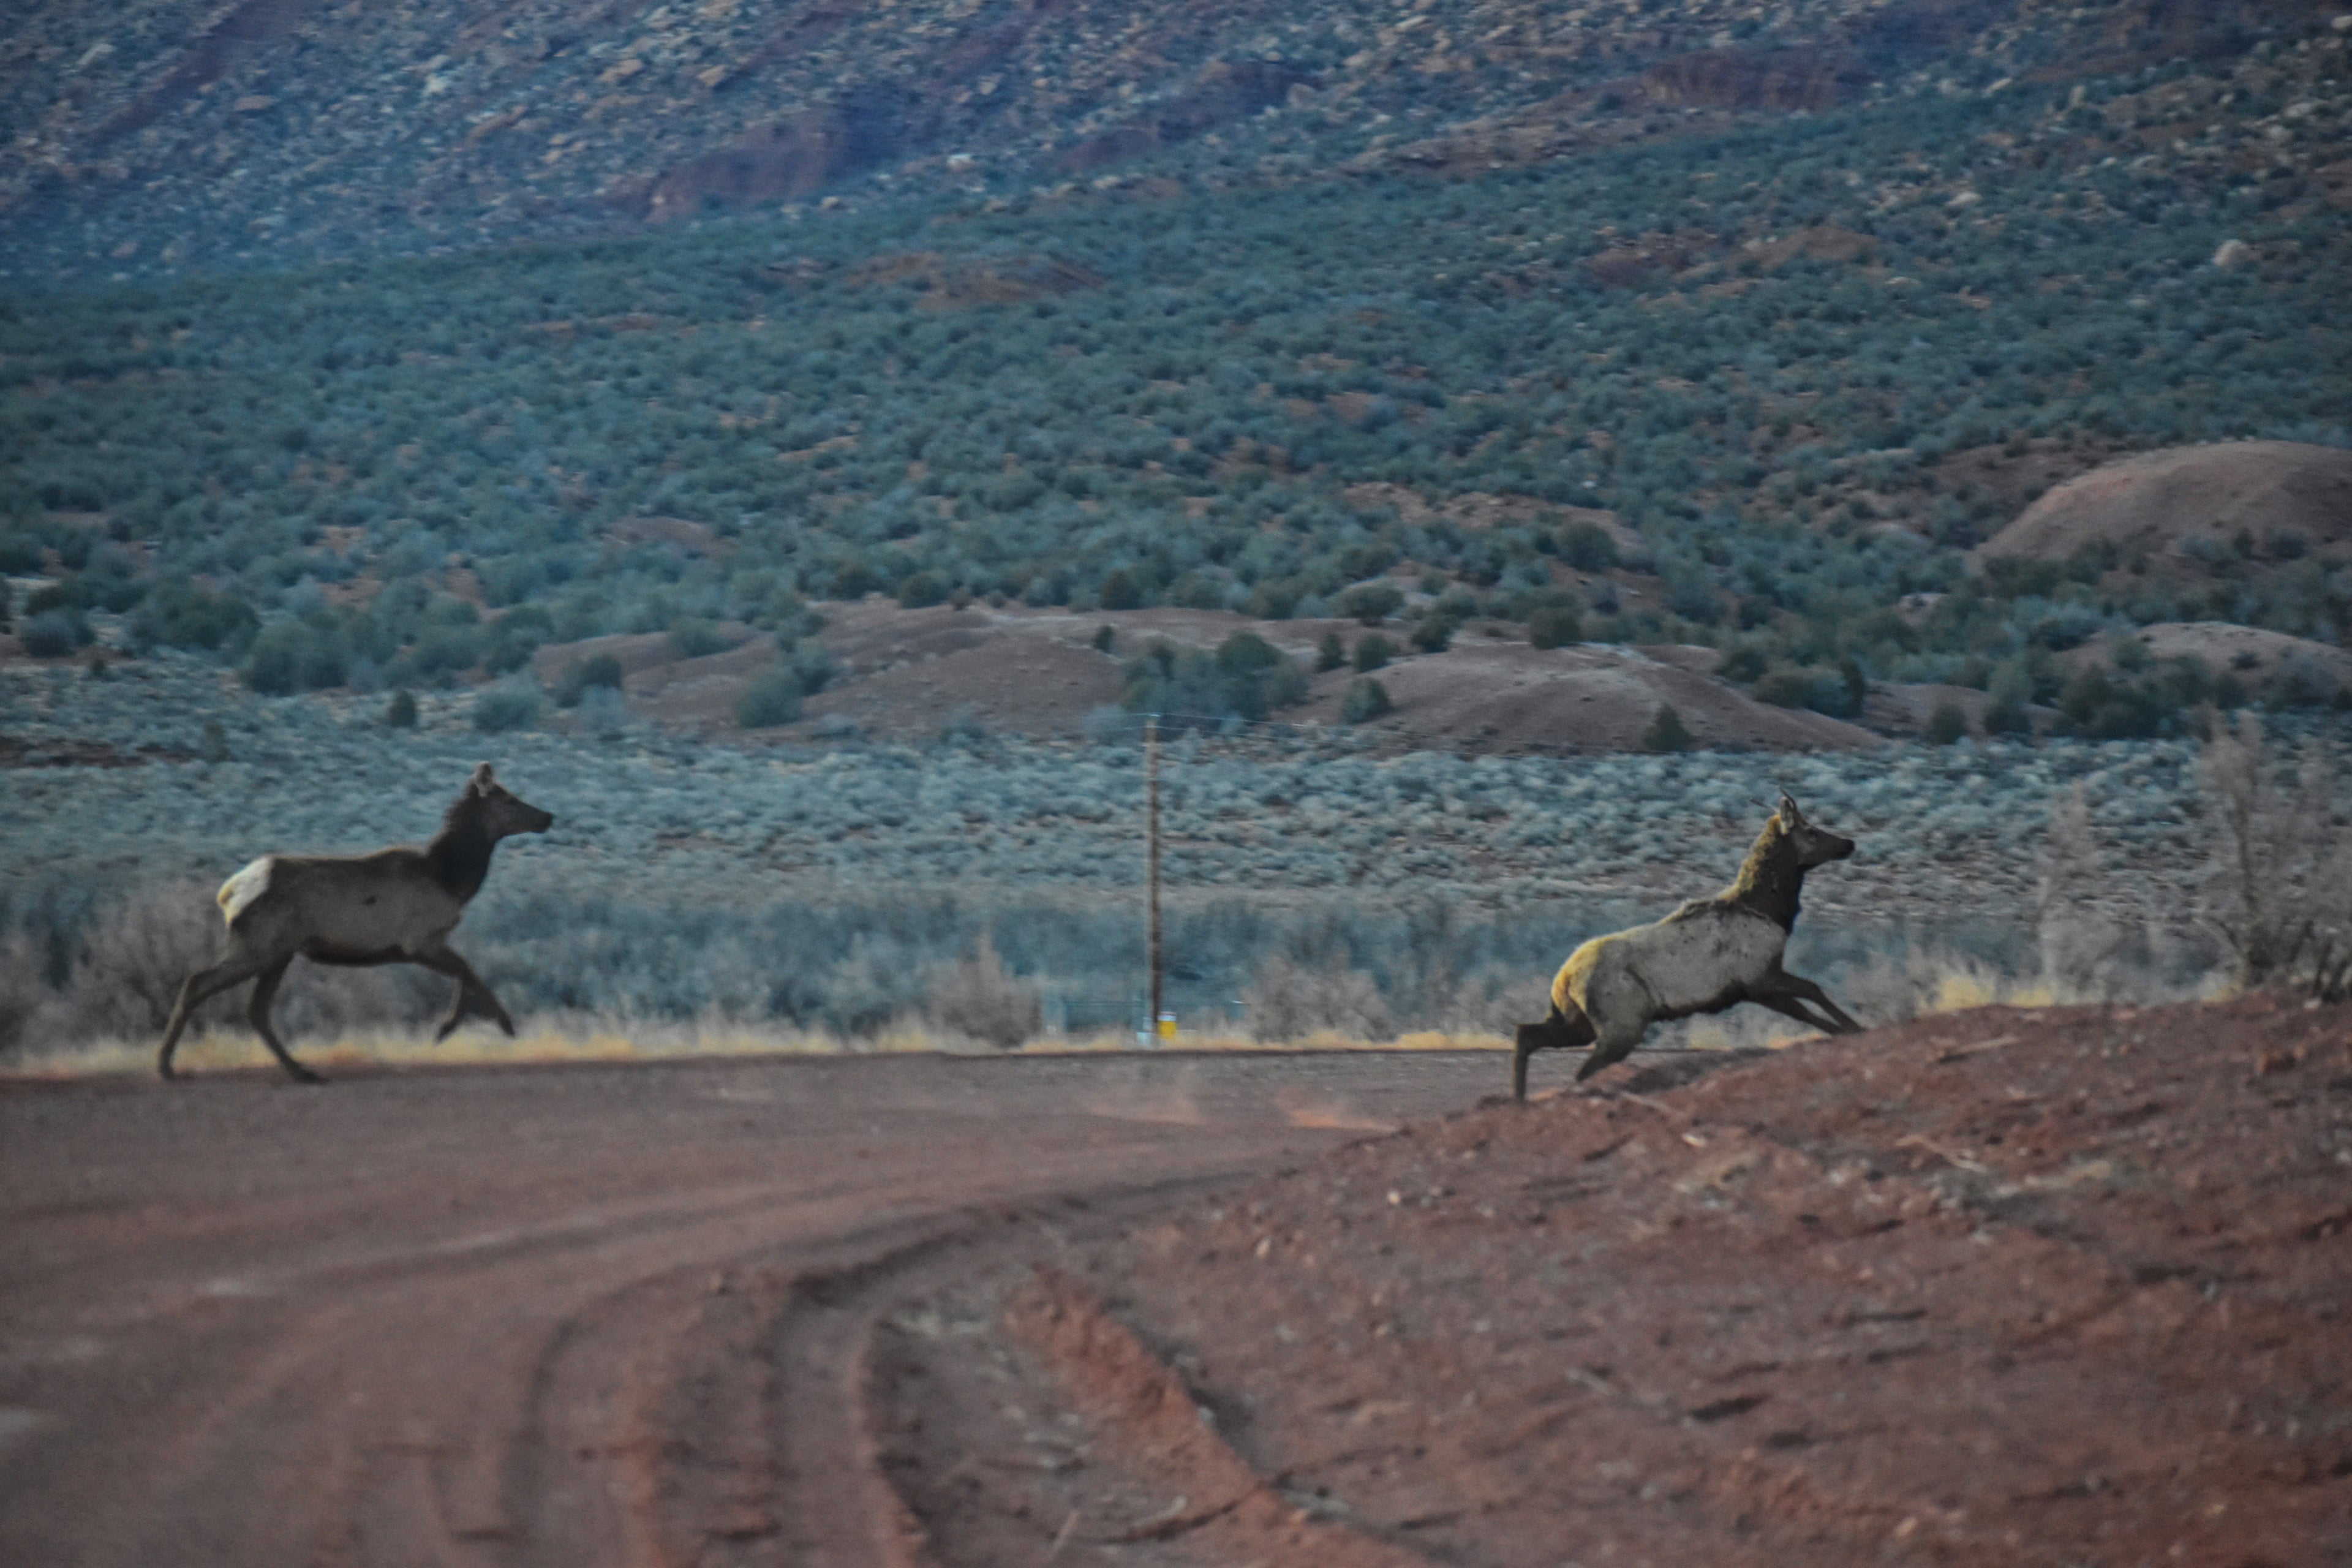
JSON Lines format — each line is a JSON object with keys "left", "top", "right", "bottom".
{"left": 7, "top": 0, "right": 2331, "bottom": 282}
{"left": 1, "top": 0, "right": 2349, "bottom": 756}
{"left": 1979, "top": 440, "right": 2352, "bottom": 574}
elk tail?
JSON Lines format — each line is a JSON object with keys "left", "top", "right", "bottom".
{"left": 217, "top": 858, "right": 274, "bottom": 927}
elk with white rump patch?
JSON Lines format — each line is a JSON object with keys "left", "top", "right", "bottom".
{"left": 157, "top": 763, "right": 555, "bottom": 1082}
{"left": 1513, "top": 793, "right": 1862, "bottom": 1099}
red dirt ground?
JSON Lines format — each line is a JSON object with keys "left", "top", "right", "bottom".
{"left": 6, "top": 997, "right": 2348, "bottom": 1566}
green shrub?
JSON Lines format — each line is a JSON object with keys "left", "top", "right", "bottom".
{"left": 472, "top": 686, "right": 541, "bottom": 734}
{"left": 1339, "top": 582, "right": 1404, "bottom": 625}
{"left": 1752, "top": 663, "right": 1860, "bottom": 719}
{"left": 1558, "top": 522, "right": 1622, "bottom": 573}
{"left": 1526, "top": 605, "right": 1581, "bottom": 650}
{"left": 1340, "top": 677, "right": 1392, "bottom": 724}
{"left": 736, "top": 666, "right": 805, "bottom": 728}
{"left": 1643, "top": 703, "right": 1693, "bottom": 753}
{"left": 1093, "top": 624, "right": 1117, "bottom": 654}
{"left": 483, "top": 605, "right": 555, "bottom": 675}
{"left": 793, "top": 644, "right": 837, "bottom": 693}
{"left": 384, "top": 689, "right": 418, "bottom": 728}
{"left": 19, "top": 608, "right": 90, "bottom": 658}
{"left": 1983, "top": 697, "right": 2034, "bottom": 736}
{"left": 130, "top": 580, "right": 259, "bottom": 655}
{"left": 554, "top": 653, "right": 625, "bottom": 707}
{"left": 1316, "top": 631, "right": 1346, "bottom": 672}
{"left": 1099, "top": 569, "right": 1143, "bottom": 610}
{"left": 896, "top": 571, "right": 949, "bottom": 609}
{"left": 1352, "top": 634, "right": 1394, "bottom": 673}
{"left": 666, "top": 617, "right": 740, "bottom": 660}
{"left": 1925, "top": 700, "right": 1969, "bottom": 744}
{"left": 1409, "top": 615, "right": 1457, "bottom": 654}
{"left": 243, "top": 618, "right": 349, "bottom": 693}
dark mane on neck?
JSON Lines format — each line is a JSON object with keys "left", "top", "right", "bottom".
{"left": 1725, "top": 815, "right": 1806, "bottom": 931}
{"left": 424, "top": 788, "right": 497, "bottom": 902}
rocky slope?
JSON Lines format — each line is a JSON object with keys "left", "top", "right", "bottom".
{"left": 4, "top": 0, "right": 2342, "bottom": 281}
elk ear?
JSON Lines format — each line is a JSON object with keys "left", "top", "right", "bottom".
{"left": 471, "top": 762, "right": 497, "bottom": 791}
{"left": 1777, "top": 791, "right": 1803, "bottom": 824}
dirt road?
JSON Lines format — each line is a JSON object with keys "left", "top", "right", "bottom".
{"left": 0, "top": 1050, "right": 1495, "bottom": 1567}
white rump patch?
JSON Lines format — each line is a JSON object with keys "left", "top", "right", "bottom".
{"left": 217, "top": 858, "right": 274, "bottom": 925}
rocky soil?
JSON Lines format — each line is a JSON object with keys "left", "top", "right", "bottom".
{"left": 883, "top": 993, "right": 2352, "bottom": 1565}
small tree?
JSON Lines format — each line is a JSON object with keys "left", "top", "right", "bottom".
{"left": 1338, "top": 582, "right": 1403, "bottom": 624}
{"left": 384, "top": 689, "right": 418, "bottom": 728}
{"left": 1099, "top": 569, "right": 1143, "bottom": 610}
{"left": 1526, "top": 605, "right": 1580, "bottom": 650}
{"left": 1409, "top": 614, "right": 1456, "bottom": 654}
{"left": 1643, "top": 703, "right": 1692, "bottom": 753}
{"left": 1352, "top": 634, "right": 1394, "bottom": 673}
{"left": 1925, "top": 699, "right": 1969, "bottom": 744}
{"left": 736, "top": 666, "right": 804, "bottom": 727}
{"left": 895, "top": 571, "right": 949, "bottom": 609}
{"left": 1315, "top": 631, "right": 1346, "bottom": 671}
{"left": 1341, "top": 677, "right": 1392, "bottom": 724}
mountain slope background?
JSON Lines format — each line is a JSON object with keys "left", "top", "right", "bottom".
{"left": 1, "top": 0, "right": 2349, "bottom": 752}
{"left": 10, "top": 0, "right": 2325, "bottom": 281}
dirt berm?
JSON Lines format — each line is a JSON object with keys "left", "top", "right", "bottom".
{"left": 878, "top": 995, "right": 2352, "bottom": 1566}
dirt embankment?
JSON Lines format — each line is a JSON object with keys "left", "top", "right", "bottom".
{"left": 883, "top": 996, "right": 2352, "bottom": 1565}
{"left": 1979, "top": 441, "right": 2352, "bottom": 574}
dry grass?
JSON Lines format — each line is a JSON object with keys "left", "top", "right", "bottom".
{"left": 0, "top": 1014, "right": 1520, "bottom": 1080}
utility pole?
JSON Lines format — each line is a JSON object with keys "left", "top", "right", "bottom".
{"left": 1145, "top": 712, "right": 1163, "bottom": 1042}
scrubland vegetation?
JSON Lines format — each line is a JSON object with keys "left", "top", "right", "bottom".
{"left": 3, "top": 37, "right": 2348, "bottom": 742}
{"left": 6, "top": 653, "right": 2346, "bottom": 1067}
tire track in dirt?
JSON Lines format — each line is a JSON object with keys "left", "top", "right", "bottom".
{"left": 0, "top": 1050, "right": 1496, "bottom": 1567}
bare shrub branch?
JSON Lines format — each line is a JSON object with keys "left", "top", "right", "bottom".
{"left": 69, "top": 881, "right": 239, "bottom": 1041}
{"left": 2199, "top": 714, "right": 2352, "bottom": 990}
{"left": 925, "top": 935, "right": 1042, "bottom": 1049}
{"left": 0, "top": 933, "right": 54, "bottom": 1056}
{"left": 1240, "top": 957, "right": 1393, "bottom": 1042}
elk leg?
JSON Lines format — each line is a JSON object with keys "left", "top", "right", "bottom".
{"left": 1575, "top": 1006, "right": 1650, "bottom": 1084}
{"left": 244, "top": 956, "right": 322, "bottom": 1084}
{"left": 1575, "top": 973, "right": 1653, "bottom": 1083}
{"left": 157, "top": 956, "right": 271, "bottom": 1080}
{"left": 1513, "top": 1008, "right": 1596, "bottom": 1101}
{"left": 415, "top": 947, "right": 516, "bottom": 1040}
{"left": 1774, "top": 973, "right": 1863, "bottom": 1034}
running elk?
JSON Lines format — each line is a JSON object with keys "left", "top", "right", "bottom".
{"left": 1513, "top": 793, "right": 1862, "bottom": 1099}
{"left": 157, "top": 763, "right": 554, "bottom": 1082}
